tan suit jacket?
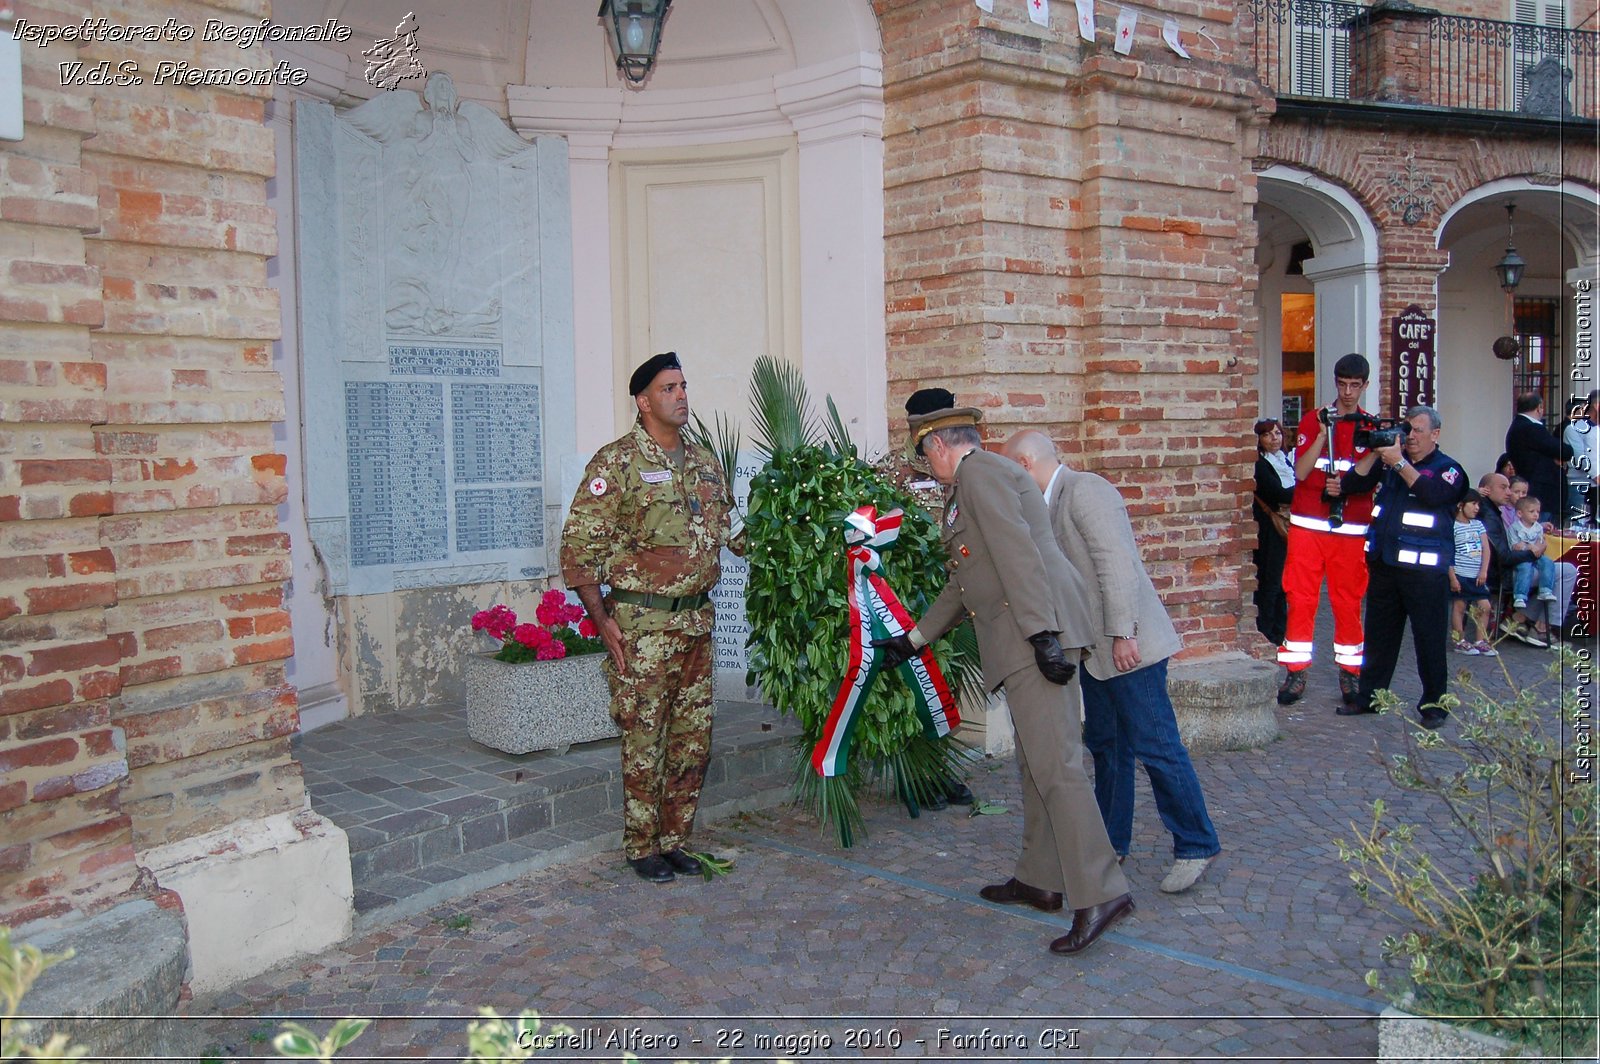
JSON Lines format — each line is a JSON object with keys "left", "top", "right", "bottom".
{"left": 915, "top": 448, "right": 1128, "bottom": 907}
{"left": 921, "top": 449, "right": 1096, "bottom": 690}
{"left": 1047, "top": 468, "right": 1180, "bottom": 681}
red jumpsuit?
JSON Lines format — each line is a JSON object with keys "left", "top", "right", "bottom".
{"left": 1277, "top": 408, "right": 1375, "bottom": 675}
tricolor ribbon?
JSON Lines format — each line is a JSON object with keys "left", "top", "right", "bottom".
{"left": 812, "top": 506, "right": 961, "bottom": 777}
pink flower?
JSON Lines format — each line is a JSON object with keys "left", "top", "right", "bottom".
{"left": 511, "top": 623, "right": 550, "bottom": 649}
{"left": 481, "top": 605, "right": 517, "bottom": 640}
{"left": 534, "top": 601, "right": 565, "bottom": 627}
{"left": 540, "top": 589, "right": 567, "bottom": 608}
{"left": 561, "top": 603, "right": 585, "bottom": 625}
{"left": 578, "top": 618, "right": 598, "bottom": 639}
{"left": 470, "top": 610, "right": 491, "bottom": 632}
{"left": 536, "top": 640, "right": 567, "bottom": 661}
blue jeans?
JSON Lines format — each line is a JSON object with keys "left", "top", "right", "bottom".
{"left": 1511, "top": 556, "right": 1556, "bottom": 601}
{"left": 1080, "top": 658, "right": 1221, "bottom": 860}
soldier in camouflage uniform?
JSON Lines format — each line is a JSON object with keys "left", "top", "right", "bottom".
{"left": 560, "top": 352, "right": 739, "bottom": 883}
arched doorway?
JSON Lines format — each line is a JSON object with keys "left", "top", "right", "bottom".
{"left": 1254, "top": 166, "right": 1381, "bottom": 425}
{"left": 1436, "top": 180, "right": 1600, "bottom": 479}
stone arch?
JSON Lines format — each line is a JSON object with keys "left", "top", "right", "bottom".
{"left": 1432, "top": 177, "right": 1600, "bottom": 476}
{"left": 1255, "top": 165, "right": 1382, "bottom": 420}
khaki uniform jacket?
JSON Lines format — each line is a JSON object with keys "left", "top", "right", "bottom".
{"left": 1046, "top": 468, "right": 1181, "bottom": 681}
{"left": 920, "top": 449, "right": 1096, "bottom": 690}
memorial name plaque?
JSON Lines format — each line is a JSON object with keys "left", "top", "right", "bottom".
{"left": 295, "top": 72, "right": 576, "bottom": 596}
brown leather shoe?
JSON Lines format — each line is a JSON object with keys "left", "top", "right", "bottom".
{"left": 1049, "top": 893, "right": 1135, "bottom": 955}
{"left": 979, "top": 877, "right": 1064, "bottom": 913}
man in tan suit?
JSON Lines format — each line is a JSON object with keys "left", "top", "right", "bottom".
{"left": 1003, "top": 431, "right": 1221, "bottom": 894}
{"left": 872, "top": 393, "right": 1134, "bottom": 955}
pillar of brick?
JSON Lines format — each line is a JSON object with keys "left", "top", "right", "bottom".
{"left": 1347, "top": 0, "right": 1440, "bottom": 105}
{"left": 877, "top": 0, "right": 1271, "bottom": 657}
{"left": 1, "top": 0, "right": 350, "bottom": 1002}
{"left": 876, "top": 0, "right": 1281, "bottom": 741}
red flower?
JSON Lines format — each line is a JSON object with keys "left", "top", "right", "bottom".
{"left": 578, "top": 618, "right": 598, "bottom": 639}
{"left": 540, "top": 589, "right": 567, "bottom": 608}
{"left": 561, "top": 603, "right": 585, "bottom": 625}
{"left": 534, "top": 601, "right": 565, "bottom": 627}
{"left": 480, "top": 605, "right": 517, "bottom": 640}
{"left": 536, "top": 640, "right": 567, "bottom": 661}
{"left": 511, "top": 623, "right": 550, "bottom": 649}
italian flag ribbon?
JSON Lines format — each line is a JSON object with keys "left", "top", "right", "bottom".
{"left": 812, "top": 505, "right": 961, "bottom": 777}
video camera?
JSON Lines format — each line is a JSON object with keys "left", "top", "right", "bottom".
{"left": 1317, "top": 408, "right": 1411, "bottom": 449}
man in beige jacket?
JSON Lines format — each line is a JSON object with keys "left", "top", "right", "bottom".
{"left": 872, "top": 394, "right": 1134, "bottom": 955}
{"left": 1003, "top": 431, "right": 1221, "bottom": 894}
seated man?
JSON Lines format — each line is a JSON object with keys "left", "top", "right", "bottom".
{"left": 1477, "top": 473, "right": 1577, "bottom": 647}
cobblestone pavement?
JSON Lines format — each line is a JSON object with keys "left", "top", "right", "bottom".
{"left": 192, "top": 624, "right": 1593, "bottom": 1063}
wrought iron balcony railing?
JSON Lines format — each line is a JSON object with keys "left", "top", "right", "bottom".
{"left": 1248, "top": 0, "right": 1600, "bottom": 120}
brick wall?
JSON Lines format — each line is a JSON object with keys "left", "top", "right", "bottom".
{"left": 875, "top": 0, "right": 1269, "bottom": 656}
{"left": 1258, "top": 121, "right": 1597, "bottom": 383}
{"left": 1, "top": 0, "right": 303, "bottom": 925}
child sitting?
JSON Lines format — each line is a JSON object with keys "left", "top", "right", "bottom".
{"left": 1449, "top": 494, "right": 1496, "bottom": 656}
{"left": 1507, "top": 495, "right": 1558, "bottom": 609}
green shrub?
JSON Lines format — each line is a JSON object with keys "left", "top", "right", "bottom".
{"left": 1338, "top": 655, "right": 1599, "bottom": 1056}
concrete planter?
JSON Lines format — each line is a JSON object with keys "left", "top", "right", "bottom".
{"left": 464, "top": 652, "right": 618, "bottom": 755}
{"left": 1378, "top": 1005, "right": 1538, "bottom": 1062}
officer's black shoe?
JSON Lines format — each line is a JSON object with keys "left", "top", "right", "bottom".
{"left": 1418, "top": 706, "right": 1450, "bottom": 730}
{"left": 1335, "top": 700, "right": 1377, "bottom": 716}
{"left": 945, "top": 780, "right": 976, "bottom": 806}
{"left": 1338, "top": 670, "right": 1360, "bottom": 706}
{"left": 628, "top": 855, "right": 675, "bottom": 883}
{"left": 661, "top": 849, "right": 706, "bottom": 876}
{"left": 1276, "top": 669, "right": 1306, "bottom": 706}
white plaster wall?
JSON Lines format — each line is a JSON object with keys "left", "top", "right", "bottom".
{"left": 267, "top": 95, "right": 347, "bottom": 730}
{"left": 140, "top": 809, "right": 353, "bottom": 993}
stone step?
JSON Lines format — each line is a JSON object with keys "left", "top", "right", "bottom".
{"left": 294, "top": 700, "right": 801, "bottom": 930}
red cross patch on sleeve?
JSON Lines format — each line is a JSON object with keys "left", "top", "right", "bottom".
{"left": 589, "top": 477, "right": 608, "bottom": 496}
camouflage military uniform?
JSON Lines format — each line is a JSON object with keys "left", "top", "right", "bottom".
{"left": 876, "top": 447, "right": 949, "bottom": 524}
{"left": 560, "top": 421, "right": 736, "bottom": 861}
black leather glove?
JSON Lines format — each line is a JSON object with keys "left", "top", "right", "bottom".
{"left": 1027, "top": 631, "right": 1077, "bottom": 685}
{"left": 870, "top": 634, "right": 917, "bottom": 670}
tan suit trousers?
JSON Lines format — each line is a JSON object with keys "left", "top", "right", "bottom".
{"left": 1007, "top": 665, "right": 1129, "bottom": 909}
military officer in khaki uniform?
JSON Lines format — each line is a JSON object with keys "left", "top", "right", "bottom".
{"left": 561, "top": 352, "right": 739, "bottom": 883}
{"left": 872, "top": 391, "right": 1135, "bottom": 955}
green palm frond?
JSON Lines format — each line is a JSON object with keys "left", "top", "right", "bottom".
{"left": 823, "top": 395, "right": 858, "bottom": 460}
{"left": 942, "top": 622, "right": 989, "bottom": 714}
{"left": 789, "top": 744, "right": 867, "bottom": 848}
{"left": 748, "top": 355, "right": 818, "bottom": 458}
{"left": 688, "top": 411, "right": 743, "bottom": 515}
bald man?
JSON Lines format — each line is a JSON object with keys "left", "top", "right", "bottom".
{"left": 1002, "top": 431, "right": 1221, "bottom": 894}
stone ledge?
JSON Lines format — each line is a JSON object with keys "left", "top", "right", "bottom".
{"left": 16, "top": 898, "right": 193, "bottom": 1064}
{"left": 1378, "top": 1005, "right": 1539, "bottom": 1062}
{"left": 1168, "top": 652, "right": 1281, "bottom": 752}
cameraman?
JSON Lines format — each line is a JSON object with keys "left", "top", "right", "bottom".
{"left": 1276, "top": 353, "right": 1378, "bottom": 710}
{"left": 1340, "top": 406, "right": 1469, "bottom": 729}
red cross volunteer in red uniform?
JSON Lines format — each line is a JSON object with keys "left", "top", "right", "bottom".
{"left": 1276, "top": 353, "right": 1377, "bottom": 710}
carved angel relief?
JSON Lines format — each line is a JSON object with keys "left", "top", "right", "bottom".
{"left": 340, "top": 72, "right": 536, "bottom": 338}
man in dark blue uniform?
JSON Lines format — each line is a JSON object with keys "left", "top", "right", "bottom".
{"left": 1340, "top": 406, "right": 1469, "bottom": 729}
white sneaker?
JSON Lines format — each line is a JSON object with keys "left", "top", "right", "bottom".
{"left": 1538, "top": 587, "right": 1558, "bottom": 601}
{"left": 1512, "top": 596, "right": 1528, "bottom": 609}
{"left": 1474, "top": 640, "right": 1498, "bottom": 657}
{"left": 1160, "top": 856, "right": 1215, "bottom": 894}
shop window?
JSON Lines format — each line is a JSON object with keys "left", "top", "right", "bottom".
{"left": 1513, "top": 296, "right": 1561, "bottom": 418}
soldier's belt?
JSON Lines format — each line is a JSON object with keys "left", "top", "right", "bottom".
{"left": 608, "top": 588, "right": 711, "bottom": 612}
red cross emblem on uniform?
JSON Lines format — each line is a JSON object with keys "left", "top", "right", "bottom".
{"left": 589, "top": 477, "right": 608, "bottom": 496}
